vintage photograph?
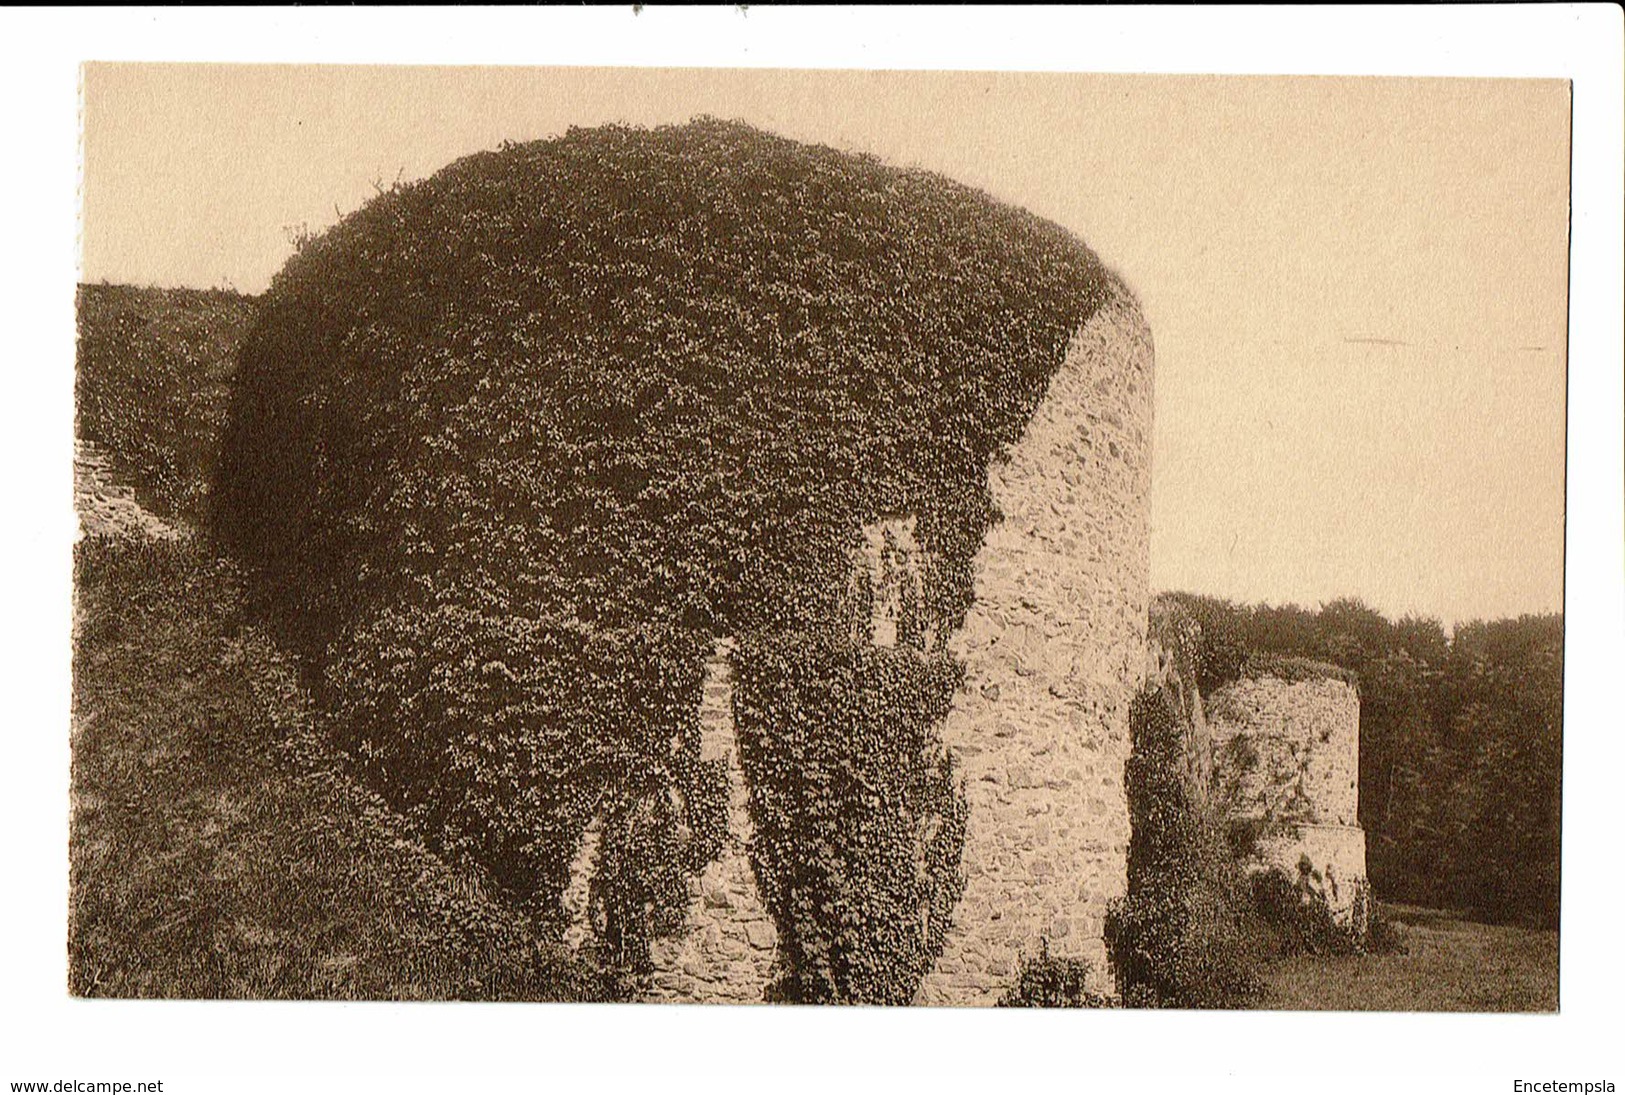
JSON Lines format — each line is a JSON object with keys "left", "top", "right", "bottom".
{"left": 72, "top": 64, "right": 1569, "bottom": 1010}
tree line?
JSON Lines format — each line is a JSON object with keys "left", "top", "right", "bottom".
{"left": 1162, "top": 593, "right": 1562, "bottom": 929}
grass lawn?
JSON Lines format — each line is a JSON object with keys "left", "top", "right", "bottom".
{"left": 70, "top": 535, "right": 608, "bottom": 1000}
{"left": 1255, "top": 904, "right": 1558, "bottom": 1012}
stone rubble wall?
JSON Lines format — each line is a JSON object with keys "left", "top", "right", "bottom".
{"left": 75, "top": 439, "right": 185, "bottom": 541}
{"left": 558, "top": 819, "right": 599, "bottom": 954}
{"left": 560, "top": 276, "right": 1154, "bottom": 1006}
{"left": 643, "top": 640, "right": 779, "bottom": 1003}
{"left": 1208, "top": 673, "right": 1368, "bottom": 923}
{"left": 1208, "top": 674, "right": 1360, "bottom": 827}
{"left": 1255, "top": 822, "right": 1369, "bottom": 926}
{"left": 917, "top": 277, "right": 1153, "bottom": 1004}
{"left": 858, "top": 515, "right": 924, "bottom": 649}
{"left": 561, "top": 641, "right": 779, "bottom": 1002}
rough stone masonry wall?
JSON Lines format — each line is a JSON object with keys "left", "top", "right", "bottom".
{"left": 858, "top": 515, "right": 926, "bottom": 649}
{"left": 917, "top": 277, "right": 1153, "bottom": 1005}
{"left": 75, "top": 439, "right": 184, "bottom": 542}
{"left": 643, "top": 640, "right": 780, "bottom": 1002}
{"left": 1207, "top": 674, "right": 1368, "bottom": 923}
{"left": 1208, "top": 675, "right": 1359, "bottom": 827}
{"left": 559, "top": 641, "right": 778, "bottom": 1001}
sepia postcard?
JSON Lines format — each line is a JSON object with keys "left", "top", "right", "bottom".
{"left": 70, "top": 62, "right": 1569, "bottom": 1012}
{"left": 5, "top": 7, "right": 1621, "bottom": 1094}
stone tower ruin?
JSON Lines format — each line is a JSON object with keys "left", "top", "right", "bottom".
{"left": 568, "top": 277, "right": 1154, "bottom": 1004}
{"left": 1208, "top": 667, "right": 1369, "bottom": 928}
{"left": 917, "top": 279, "right": 1153, "bottom": 1004}
{"left": 221, "top": 119, "right": 1157, "bottom": 1005}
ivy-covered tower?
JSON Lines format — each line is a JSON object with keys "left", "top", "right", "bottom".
{"left": 214, "top": 118, "right": 1152, "bottom": 1005}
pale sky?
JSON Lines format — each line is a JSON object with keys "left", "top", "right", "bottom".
{"left": 80, "top": 65, "right": 1571, "bottom": 627}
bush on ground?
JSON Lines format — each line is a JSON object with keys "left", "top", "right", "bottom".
{"left": 1249, "top": 867, "right": 1363, "bottom": 958}
{"left": 1362, "top": 906, "right": 1410, "bottom": 956}
{"left": 1106, "top": 688, "right": 1260, "bottom": 1008}
{"left": 997, "top": 943, "right": 1111, "bottom": 1008}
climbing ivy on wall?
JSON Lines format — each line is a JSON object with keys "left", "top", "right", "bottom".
{"left": 325, "top": 611, "right": 727, "bottom": 969}
{"left": 733, "top": 633, "right": 968, "bottom": 1004}
{"left": 214, "top": 118, "right": 1109, "bottom": 655}
{"left": 211, "top": 118, "right": 1106, "bottom": 977}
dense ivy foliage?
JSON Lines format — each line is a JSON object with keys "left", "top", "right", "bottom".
{"left": 212, "top": 119, "right": 1105, "bottom": 974}
{"left": 76, "top": 284, "right": 257, "bottom": 524}
{"left": 1106, "top": 688, "right": 1260, "bottom": 1008}
{"left": 214, "top": 118, "right": 1108, "bottom": 653}
{"left": 733, "top": 635, "right": 968, "bottom": 1004}
{"left": 1238, "top": 652, "right": 1358, "bottom": 689}
{"left": 324, "top": 610, "right": 727, "bottom": 958}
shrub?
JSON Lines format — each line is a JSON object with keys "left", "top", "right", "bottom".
{"left": 1249, "top": 866, "right": 1362, "bottom": 957}
{"left": 733, "top": 633, "right": 968, "bottom": 1005}
{"left": 1153, "top": 593, "right": 1250, "bottom": 696}
{"left": 1106, "top": 688, "right": 1260, "bottom": 1008}
{"left": 997, "top": 943, "right": 1111, "bottom": 1008}
{"left": 76, "top": 284, "right": 256, "bottom": 524}
{"left": 1241, "top": 653, "right": 1359, "bottom": 689}
{"left": 1249, "top": 867, "right": 1407, "bottom": 958}
{"left": 1363, "top": 903, "right": 1409, "bottom": 956}
{"left": 1107, "top": 871, "right": 1258, "bottom": 1008}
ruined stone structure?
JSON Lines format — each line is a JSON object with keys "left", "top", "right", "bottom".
{"left": 1208, "top": 669, "right": 1369, "bottom": 927}
{"left": 206, "top": 115, "right": 1165, "bottom": 1005}
{"left": 74, "top": 439, "right": 183, "bottom": 542}
{"left": 558, "top": 277, "right": 1154, "bottom": 1004}
{"left": 644, "top": 641, "right": 780, "bottom": 1002}
{"left": 918, "top": 278, "right": 1153, "bottom": 1003}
